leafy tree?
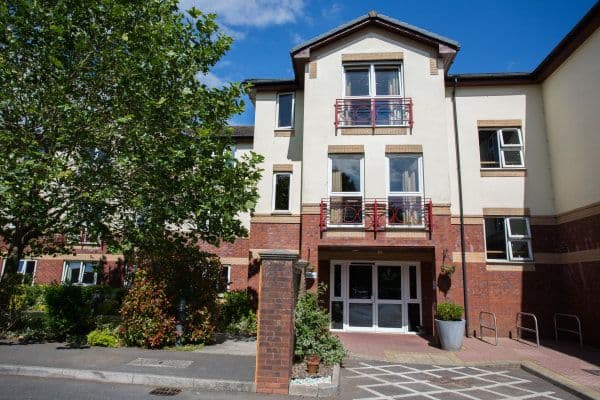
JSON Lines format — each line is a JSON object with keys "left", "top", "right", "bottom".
{"left": 0, "top": 0, "right": 262, "bottom": 275}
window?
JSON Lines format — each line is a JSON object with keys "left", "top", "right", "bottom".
{"left": 272, "top": 173, "right": 291, "bottom": 212}
{"left": 484, "top": 217, "right": 532, "bottom": 261}
{"left": 276, "top": 92, "right": 294, "bottom": 128}
{"left": 387, "top": 155, "right": 424, "bottom": 226}
{"left": 328, "top": 154, "right": 364, "bottom": 225}
{"left": 63, "top": 261, "right": 98, "bottom": 285}
{"left": 344, "top": 64, "right": 402, "bottom": 97}
{"left": 1, "top": 259, "right": 36, "bottom": 283}
{"left": 479, "top": 128, "right": 524, "bottom": 168}
{"left": 220, "top": 265, "right": 231, "bottom": 292}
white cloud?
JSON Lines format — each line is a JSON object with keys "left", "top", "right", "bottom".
{"left": 197, "top": 71, "right": 225, "bottom": 88}
{"left": 290, "top": 32, "right": 304, "bottom": 45}
{"left": 180, "top": 0, "right": 305, "bottom": 27}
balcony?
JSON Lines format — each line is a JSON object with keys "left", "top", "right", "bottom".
{"left": 334, "top": 97, "right": 413, "bottom": 129}
{"left": 319, "top": 197, "right": 433, "bottom": 238}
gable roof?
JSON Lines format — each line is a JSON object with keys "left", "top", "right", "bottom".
{"left": 289, "top": 10, "right": 460, "bottom": 88}
{"left": 291, "top": 10, "right": 459, "bottom": 54}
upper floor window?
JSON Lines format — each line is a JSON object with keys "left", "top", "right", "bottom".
{"left": 484, "top": 217, "right": 532, "bottom": 261}
{"left": 479, "top": 128, "right": 524, "bottom": 168}
{"left": 344, "top": 64, "right": 403, "bottom": 97}
{"left": 329, "top": 154, "right": 364, "bottom": 225}
{"left": 276, "top": 92, "right": 294, "bottom": 129}
{"left": 272, "top": 173, "right": 291, "bottom": 212}
{"left": 63, "top": 261, "right": 98, "bottom": 285}
{"left": 1, "top": 259, "right": 36, "bottom": 283}
{"left": 387, "top": 155, "right": 424, "bottom": 226}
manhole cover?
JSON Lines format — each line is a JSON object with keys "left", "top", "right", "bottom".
{"left": 583, "top": 369, "right": 600, "bottom": 376}
{"left": 428, "top": 377, "right": 472, "bottom": 389}
{"left": 127, "top": 358, "right": 193, "bottom": 368}
{"left": 149, "top": 387, "right": 182, "bottom": 396}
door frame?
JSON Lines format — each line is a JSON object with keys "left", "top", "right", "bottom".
{"left": 329, "top": 260, "right": 422, "bottom": 334}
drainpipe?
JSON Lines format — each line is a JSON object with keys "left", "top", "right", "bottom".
{"left": 451, "top": 77, "right": 470, "bottom": 337}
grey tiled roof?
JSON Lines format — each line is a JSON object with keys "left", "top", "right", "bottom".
{"left": 290, "top": 10, "right": 459, "bottom": 53}
{"left": 230, "top": 125, "right": 254, "bottom": 138}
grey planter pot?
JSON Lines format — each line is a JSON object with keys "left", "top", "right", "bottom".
{"left": 435, "top": 319, "right": 465, "bottom": 351}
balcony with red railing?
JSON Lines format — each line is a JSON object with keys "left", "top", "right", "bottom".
{"left": 319, "top": 197, "right": 433, "bottom": 238}
{"left": 334, "top": 97, "right": 413, "bottom": 129}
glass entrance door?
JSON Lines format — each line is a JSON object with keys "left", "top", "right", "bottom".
{"left": 330, "top": 261, "right": 422, "bottom": 333}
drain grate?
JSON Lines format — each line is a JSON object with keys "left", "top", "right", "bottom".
{"left": 149, "top": 387, "right": 182, "bottom": 396}
{"left": 583, "top": 369, "right": 600, "bottom": 376}
{"left": 428, "top": 377, "right": 472, "bottom": 389}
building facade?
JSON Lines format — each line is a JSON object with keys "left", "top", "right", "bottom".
{"left": 3, "top": 6, "right": 599, "bottom": 344}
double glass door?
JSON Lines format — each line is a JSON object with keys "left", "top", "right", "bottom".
{"left": 330, "top": 261, "right": 421, "bottom": 333}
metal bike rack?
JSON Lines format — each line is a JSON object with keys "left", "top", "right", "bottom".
{"left": 516, "top": 312, "right": 540, "bottom": 348}
{"left": 479, "top": 311, "right": 498, "bottom": 345}
{"left": 554, "top": 313, "right": 583, "bottom": 348}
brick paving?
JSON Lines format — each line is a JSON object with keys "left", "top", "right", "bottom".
{"left": 337, "top": 333, "right": 600, "bottom": 394}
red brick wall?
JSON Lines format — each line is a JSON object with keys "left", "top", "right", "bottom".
{"left": 249, "top": 222, "right": 300, "bottom": 250}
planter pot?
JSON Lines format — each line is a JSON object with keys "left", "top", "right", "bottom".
{"left": 435, "top": 319, "right": 465, "bottom": 351}
{"left": 306, "top": 362, "right": 319, "bottom": 375}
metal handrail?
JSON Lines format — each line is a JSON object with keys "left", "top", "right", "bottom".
{"left": 516, "top": 312, "right": 540, "bottom": 348}
{"left": 479, "top": 311, "right": 498, "bottom": 345}
{"left": 554, "top": 313, "right": 583, "bottom": 348}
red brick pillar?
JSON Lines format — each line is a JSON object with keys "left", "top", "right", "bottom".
{"left": 255, "top": 250, "right": 299, "bottom": 394}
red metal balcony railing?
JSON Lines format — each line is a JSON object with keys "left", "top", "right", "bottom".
{"left": 319, "top": 197, "right": 432, "bottom": 239}
{"left": 334, "top": 97, "right": 414, "bottom": 129}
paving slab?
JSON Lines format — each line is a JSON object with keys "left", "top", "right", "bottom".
{"left": 0, "top": 341, "right": 255, "bottom": 382}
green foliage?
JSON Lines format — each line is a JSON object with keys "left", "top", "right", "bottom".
{"left": 0, "top": 0, "right": 263, "bottom": 279}
{"left": 436, "top": 302, "right": 464, "bottom": 321}
{"left": 219, "top": 290, "right": 256, "bottom": 335}
{"left": 42, "top": 285, "right": 124, "bottom": 340}
{"left": 295, "top": 285, "right": 347, "bottom": 365}
{"left": 87, "top": 329, "right": 120, "bottom": 348}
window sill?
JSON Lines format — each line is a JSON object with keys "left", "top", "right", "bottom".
{"left": 480, "top": 169, "right": 527, "bottom": 177}
{"left": 485, "top": 262, "right": 535, "bottom": 272}
{"left": 274, "top": 128, "right": 294, "bottom": 137}
{"left": 271, "top": 211, "right": 292, "bottom": 215}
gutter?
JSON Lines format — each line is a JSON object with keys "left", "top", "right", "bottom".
{"left": 451, "top": 77, "right": 470, "bottom": 337}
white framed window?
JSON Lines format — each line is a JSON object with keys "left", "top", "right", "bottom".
{"left": 62, "top": 261, "right": 98, "bottom": 285}
{"left": 276, "top": 92, "right": 294, "bottom": 129}
{"left": 220, "top": 264, "right": 231, "bottom": 292}
{"left": 386, "top": 154, "right": 424, "bottom": 227}
{"left": 484, "top": 217, "right": 533, "bottom": 262}
{"left": 343, "top": 63, "right": 404, "bottom": 98}
{"left": 479, "top": 128, "right": 524, "bottom": 168}
{"left": 328, "top": 154, "right": 364, "bottom": 226}
{"left": 1, "top": 259, "right": 37, "bottom": 283}
{"left": 272, "top": 172, "right": 291, "bottom": 212}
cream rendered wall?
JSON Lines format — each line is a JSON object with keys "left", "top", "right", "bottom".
{"left": 234, "top": 141, "right": 254, "bottom": 230}
{"left": 302, "top": 27, "right": 451, "bottom": 205}
{"left": 542, "top": 29, "right": 600, "bottom": 214}
{"left": 251, "top": 90, "right": 303, "bottom": 215}
{"left": 446, "top": 85, "right": 555, "bottom": 216}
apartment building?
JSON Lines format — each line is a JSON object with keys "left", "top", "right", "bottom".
{"left": 4, "top": 5, "right": 599, "bottom": 344}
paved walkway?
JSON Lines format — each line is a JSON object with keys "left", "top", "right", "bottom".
{"left": 0, "top": 339, "right": 256, "bottom": 391}
{"left": 337, "top": 333, "right": 600, "bottom": 395}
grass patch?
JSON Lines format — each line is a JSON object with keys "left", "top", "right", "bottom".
{"left": 164, "top": 343, "right": 205, "bottom": 352}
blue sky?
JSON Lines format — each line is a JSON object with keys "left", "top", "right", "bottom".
{"left": 179, "top": 0, "right": 596, "bottom": 125}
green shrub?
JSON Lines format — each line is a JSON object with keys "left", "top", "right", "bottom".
{"left": 219, "top": 290, "right": 256, "bottom": 335}
{"left": 95, "top": 315, "right": 121, "bottom": 331}
{"left": 44, "top": 285, "right": 94, "bottom": 339}
{"left": 87, "top": 329, "right": 120, "bottom": 347}
{"left": 294, "top": 285, "right": 347, "bottom": 365}
{"left": 436, "top": 302, "right": 464, "bottom": 321}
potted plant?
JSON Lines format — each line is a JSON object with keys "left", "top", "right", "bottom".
{"left": 306, "top": 353, "right": 320, "bottom": 375}
{"left": 435, "top": 301, "right": 465, "bottom": 351}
